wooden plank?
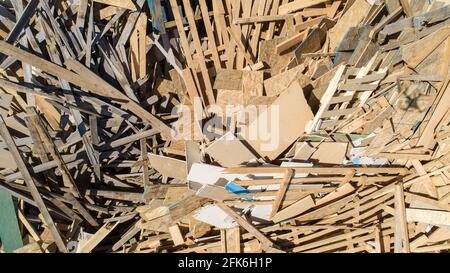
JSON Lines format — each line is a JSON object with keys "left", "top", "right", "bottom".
{"left": 217, "top": 203, "right": 284, "bottom": 252}
{"left": 199, "top": 0, "right": 222, "bottom": 70}
{"left": 394, "top": 183, "right": 410, "bottom": 253}
{"left": 328, "top": 0, "right": 371, "bottom": 51}
{"left": 249, "top": 0, "right": 268, "bottom": 59}
{"left": 279, "top": 0, "right": 328, "bottom": 15}
{"left": 93, "top": 0, "right": 137, "bottom": 11}
{"left": 78, "top": 221, "right": 120, "bottom": 253}
{"left": 212, "top": 0, "right": 230, "bottom": 60}
{"left": 169, "top": 224, "right": 185, "bottom": 246}
{"left": 148, "top": 153, "right": 187, "bottom": 181}
{"left": 137, "top": 12, "right": 147, "bottom": 94}
{"left": 266, "top": 0, "right": 281, "bottom": 40}
{"left": 401, "top": 26, "right": 450, "bottom": 69}
{"left": 227, "top": 25, "right": 256, "bottom": 66}
{"left": 234, "top": 14, "right": 288, "bottom": 24}
{"left": 270, "top": 169, "right": 294, "bottom": 218}
{"left": 406, "top": 208, "right": 450, "bottom": 226}
{"left": 0, "top": 116, "right": 67, "bottom": 253}
{"left": 398, "top": 0, "right": 413, "bottom": 17}
{"left": 316, "top": 183, "right": 355, "bottom": 206}
{"left": 225, "top": 166, "right": 407, "bottom": 175}
{"left": 294, "top": 16, "right": 326, "bottom": 32}
{"left": 272, "top": 195, "right": 315, "bottom": 222}
{"left": 17, "top": 208, "right": 41, "bottom": 243}
{"left": 180, "top": 0, "right": 215, "bottom": 105}
{"left": 306, "top": 65, "right": 345, "bottom": 133}
{"left": 276, "top": 30, "right": 308, "bottom": 54}
{"left": 237, "top": 0, "right": 252, "bottom": 69}
{"left": 221, "top": 227, "right": 241, "bottom": 253}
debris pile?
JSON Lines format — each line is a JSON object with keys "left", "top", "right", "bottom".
{"left": 0, "top": 0, "right": 449, "bottom": 253}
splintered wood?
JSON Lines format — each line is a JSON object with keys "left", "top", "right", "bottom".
{"left": 0, "top": 0, "right": 449, "bottom": 253}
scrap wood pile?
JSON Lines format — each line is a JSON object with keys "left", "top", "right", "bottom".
{"left": 0, "top": 0, "right": 449, "bottom": 254}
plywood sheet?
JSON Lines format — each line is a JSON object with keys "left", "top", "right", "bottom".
{"left": 206, "top": 133, "right": 256, "bottom": 167}
{"left": 328, "top": 0, "right": 371, "bottom": 51}
{"left": 240, "top": 81, "right": 313, "bottom": 161}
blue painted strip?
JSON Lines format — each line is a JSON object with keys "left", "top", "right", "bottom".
{"left": 225, "top": 181, "right": 250, "bottom": 195}
{"left": 148, "top": 0, "right": 167, "bottom": 33}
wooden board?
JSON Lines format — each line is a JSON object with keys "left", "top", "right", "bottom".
{"left": 406, "top": 208, "right": 450, "bottom": 226}
{"left": 272, "top": 195, "right": 315, "bottom": 222}
{"left": 294, "top": 142, "right": 348, "bottom": 164}
{"left": 148, "top": 153, "right": 187, "bottom": 181}
{"left": 206, "top": 132, "right": 256, "bottom": 167}
{"left": 240, "top": 81, "right": 313, "bottom": 161}
{"left": 328, "top": 0, "right": 371, "bottom": 51}
{"left": 279, "top": 0, "right": 329, "bottom": 15}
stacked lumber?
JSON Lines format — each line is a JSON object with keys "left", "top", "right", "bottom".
{"left": 0, "top": 0, "right": 449, "bottom": 253}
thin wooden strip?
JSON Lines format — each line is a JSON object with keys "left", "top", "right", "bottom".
{"left": 270, "top": 169, "right": 293, "bottom": 218}
{"left": 180, "top": 0, "right": 215, "bottom": 105}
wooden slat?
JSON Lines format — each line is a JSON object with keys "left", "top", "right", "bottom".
{"left": 0, "top": 116, "right": 67, "bottom": 253}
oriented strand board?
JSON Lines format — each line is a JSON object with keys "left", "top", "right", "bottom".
{"left": 240, "top": 81, "right": 313, "bottom": 161}
{"left": 242, "top": 70, "right": 264, "bottom": 104}
{"left": 328, "top": 0, "right": 371, "bottom": 51}
{"left": 264, "top": 64, "right": 306, "bottom": 97}
{"left": 259, "top": 37, "right": 295, "bottom": 75}
{"left": 214, "top": 69, "right": 243, "bottom": 90}
{"left": 216, "top": 89, "right": 244, "bottom": 109}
